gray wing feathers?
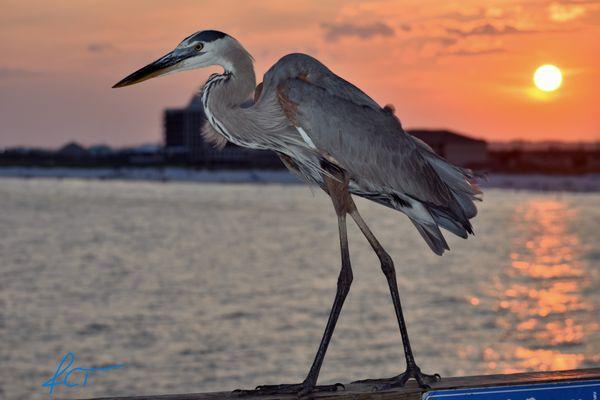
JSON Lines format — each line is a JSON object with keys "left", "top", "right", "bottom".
{"left": 262, "top": 53, "right": 381, "bottom": 110}
{"left": 412, "top": 136, "right": 481, "bottom": 219}
{"left": 282, "top": 76, "right": 456, "bottom": 208}
{"left": 410, "top": 220, "right": 450, "bottom": 256}
{"left": 266, "top": 53, "right": 481, "bottom": 254}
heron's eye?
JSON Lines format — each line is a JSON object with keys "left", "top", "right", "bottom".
{"left": 194, "top": 43, "right": 204, "bottom": 52}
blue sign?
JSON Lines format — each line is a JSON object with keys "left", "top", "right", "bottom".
{"left": 423, "top": 380, "right": 599, "bottom": 400}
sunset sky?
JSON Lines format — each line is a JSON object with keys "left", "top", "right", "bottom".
{"left": 1, "top": 0, "right": 598, "bottom": 147}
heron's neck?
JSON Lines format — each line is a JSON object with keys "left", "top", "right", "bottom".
{"left": 215, "top": 51, "right": 256, "bottom": 106}
{"left": 201, "top": 49, "right": 261, "bottom": 148}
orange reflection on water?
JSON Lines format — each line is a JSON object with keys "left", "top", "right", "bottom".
{"left": 510, "top": 347, "right": 584, "bottom": 372}
{"left": 493, "top": 199, "right": 593, "bottom": 373}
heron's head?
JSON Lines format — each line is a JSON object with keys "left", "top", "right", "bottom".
{"left": 113, "top": 30, "right": 248, "bottom": 88}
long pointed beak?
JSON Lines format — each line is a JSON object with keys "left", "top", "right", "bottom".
{"left": 112, "top": 50, "right": 188, "bottom": 88}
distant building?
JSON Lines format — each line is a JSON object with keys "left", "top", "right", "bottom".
{"left": 58, "top": 142, "right": 88, "bottom": 158}
{"left": 408, "top": 129, "right": 488, "bottom": 168}
{"left": 163, "top": 89, "right": 282, "bottom": 168}
{"left": 164, "top": 91, "right": 207, "bottom": 161}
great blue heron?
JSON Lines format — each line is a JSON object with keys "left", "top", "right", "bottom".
{"left": 114, "top": 30, "right": 481, "bottom": 396}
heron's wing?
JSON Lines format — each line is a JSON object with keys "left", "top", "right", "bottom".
{"left": 268, "top": 54, "right": 482, "bottom": 255}
{"left": 272, "top": 65, "right": 455, "bottom": 209}
{"left": 263, "top": 53, "right": 381, "bottom": 111}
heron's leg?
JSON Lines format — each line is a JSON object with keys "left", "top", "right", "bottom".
{"left": 304, "top": 212, "right": 353, "bottom": 384}
{"left": 349, "top": 207, "right": 440, "bottom": 389}
{"left": 234, "top": 177, "right": 353, "bottom": 397}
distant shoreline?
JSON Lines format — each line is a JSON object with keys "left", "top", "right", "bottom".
{"left": 0, "top": 166, "right": 599, "bottom": 192}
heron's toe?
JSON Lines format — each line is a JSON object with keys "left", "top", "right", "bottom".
{"left": 376, "top": 365, "right": 441, "bottom": 391}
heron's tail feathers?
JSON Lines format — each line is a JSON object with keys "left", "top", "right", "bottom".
{"left": 401, "top": 141, "right": 483, "bottom": 254}
{"left": 351, "top": 188, "right": 467, "bottom": 255}
{"left": 349, "top": 142, "right": 482, "bottom": 255}
{"left": 412, "top": 137, "right": 482, "bottom": 238}
{"left": 398, "top": 199, "right": 450, "bottom": 256}
{"left": 409, "top": 218, "right": 449, "bottom": 256}
{"left": 429, "top": 207, "right": 470, "bottom": 238}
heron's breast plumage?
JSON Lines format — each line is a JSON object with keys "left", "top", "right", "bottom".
{"left": 201, "top": 74, "right": 237, "bottom": 144}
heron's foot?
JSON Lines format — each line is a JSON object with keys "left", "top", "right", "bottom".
{"left": 353, "top": 365, "right": 440, "bottom": 389}
{"left": 233, "top": 382, "right": 344, "bottom": 397}
{"left": 385, "top": 364, "right": 440, "bottom": 389}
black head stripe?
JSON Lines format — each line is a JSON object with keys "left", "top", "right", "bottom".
{"left": 185, "top": 30, "right": 227, "bottom": 44}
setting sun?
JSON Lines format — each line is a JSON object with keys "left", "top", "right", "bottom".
{"left": 533, "top": 64, "right": 563, "bottom": 92}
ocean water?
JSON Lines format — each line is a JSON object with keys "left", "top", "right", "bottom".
{"left": 0, "top": 178, "right": 598, "bottom": 399}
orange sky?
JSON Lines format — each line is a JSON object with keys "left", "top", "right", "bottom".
{"left": 1, "top": 0, "right": 598, "bottom": 147}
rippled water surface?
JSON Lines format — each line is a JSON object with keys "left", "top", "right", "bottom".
{"left": 1, "top": 178, "right": 598, "bottom": 399}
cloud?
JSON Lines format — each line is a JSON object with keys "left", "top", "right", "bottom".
{"left": 321, "top": 21, "right": 395, "bottom": 41}
{"left": 87, "top": 42, "right": 116, "bottom": 53}
{"left": 438, "top": 9, "right": 486, "bottom": 22}
{"left": 447, "top": 48, "right": 506, "bottom": 57}
{"left": 409, "top": 36, "right": 458, "bottom": 47}
{"left": 447, "top": 23, "right": 536, "bottom": 36}
{"left": 0, "top": 67, "right": 37, "bottom": 79}
{"left": 548, "top": 2, "right": 587, "bottom": 21}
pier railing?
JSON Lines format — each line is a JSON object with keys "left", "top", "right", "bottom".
{"left": 85, "top": 368, "right": 599, "bottom": 400}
